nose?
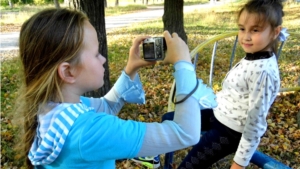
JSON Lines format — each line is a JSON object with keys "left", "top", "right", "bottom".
{"left": 100, "top": 54, "right": 106, "bottom": 64}
{"left": 244, "top": 32, "right": 251, "bottom": 41}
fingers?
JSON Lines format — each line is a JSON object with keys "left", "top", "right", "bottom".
{"left": 163, "top": 31, "right": 180, "bottom": 44}
{"left": 162, "top": 31, "right": 191, "bottom": 64}
{"left": 132, "top": 35, "right": 151, "bottom": 46}
{"left": 172, "top": 32, "right": 178, "bottom": 38}
{"left": 163, "top": 31, "right": 181, "bottom": 53}
{"left": 163, "top": 31, "right": 172, "bottom": 43}
{"left": 164, "top": 30, "right": 178, "bottom": 38}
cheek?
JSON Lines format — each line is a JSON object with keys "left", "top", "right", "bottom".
{"left": 258, "top": 35, "right": 271, "bottom": 45}
{"left": 71, "top": 65, "right": 82, "bottom": 78}
{"left": 238, "top": 36, "right": 243, "bottom": 44}
{"left": 237, "top": 31, "right": 244, "bottom": 39}
{"left": 264, "top": 31, "right": 274, "bottom": 41}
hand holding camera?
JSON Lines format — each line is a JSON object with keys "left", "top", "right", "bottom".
{"left": 125, "top": 35, "right": 157, "bottom": 79}
{"left": 142, "top": 31, "right": 191, "bottom": 64}
{"left": 162, "top": 31, "right": 191, "bottom": 64}
{"left": 125, "top": 31, "right": 191, "bottom": 79}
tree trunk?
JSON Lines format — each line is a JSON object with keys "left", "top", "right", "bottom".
{"left": 54, "top": 0, "right": 60, "bottom": 8}
{"left": 71, "top": 0, "right": 110, "bottom": 97}
{"left": 163, "top": 0, "right": 187, "bottom": 43}
{"left": 115, "top": 0, "right": 119, "bottom": 6}
{"left": 8, "top": 0, "right": 14, "bottom": 8}
{"left": 104, "top": 0, "right": 107, "bottom": 8}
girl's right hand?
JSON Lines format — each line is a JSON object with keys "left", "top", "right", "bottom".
{"left": 125, "top": 35, "right": 156, "bottom": 79}
{"left": 162, "top": 31, "right": 191, "bottom": 64}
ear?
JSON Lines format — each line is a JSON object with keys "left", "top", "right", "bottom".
{"left": 58, "top": 62, "right": 76, "bottom": 84}
{"left": 273, "top": 25, "right": 282, "bottom": 40}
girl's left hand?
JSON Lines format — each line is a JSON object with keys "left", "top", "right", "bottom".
{"left": 125, "top": 35, "right": 156, "bottom": 79}
{"left": 230, "top": 162, "right": 245, "bottom": 169}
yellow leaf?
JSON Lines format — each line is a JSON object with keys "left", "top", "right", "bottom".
{"left": 282, "top": 143, "right": 289, "bottom": 150}
{"left": 289, "top": 127, "right": 296, "bottom": 133}
{"left": 269, "top": 123, "right": 276, "bottom": 127}
{"left": 138, "top": 115, "right": 145, "bottom": 121}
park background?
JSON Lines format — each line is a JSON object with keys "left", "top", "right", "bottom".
{"left": 1, "top": 0, "right": 300, "bottom": 168}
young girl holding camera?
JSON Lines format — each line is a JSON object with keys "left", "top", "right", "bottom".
{"left": 16, "top": 8, "right": 217, "bottom": 169}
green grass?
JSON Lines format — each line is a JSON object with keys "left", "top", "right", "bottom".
{"left": 106, "top": 0, "right": 208, "bottom": 7}
{"left": 0, "top": 4, "right": 148, "bottom": 24}
{"left": 0, "top": 0, "right": 208, "bottom": 24}
{"left": 1, "top": 1, "right": 300, "bottom": 169}
{"left": 105, "top": 4, "right": 147, "bottom": 16}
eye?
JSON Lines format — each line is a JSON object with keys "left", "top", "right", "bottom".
{"left": 252, "top": 27, "right": 261, "bottom": 32}
{"left": 239, "top": 27, "right": 245, "bottom": 31}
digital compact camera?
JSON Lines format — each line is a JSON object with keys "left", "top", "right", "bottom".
{"left": 142, "top": 37, "right": 167, "bottom": 61}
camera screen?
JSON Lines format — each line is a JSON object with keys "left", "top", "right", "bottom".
{"left": 143, "top": 43, "right": 155, "bottom": 59}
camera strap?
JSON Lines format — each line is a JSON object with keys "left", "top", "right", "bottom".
{"left": 172, "top": 77, "right": 199, "bottom": 104}
{"left": 172, "top": 53, "right": 200, "bottom": 105}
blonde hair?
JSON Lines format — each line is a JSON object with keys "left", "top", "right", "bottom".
{"left": 16, "top": 8, "right": 88, "bottom": 168}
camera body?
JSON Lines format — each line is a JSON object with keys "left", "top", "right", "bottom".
{"left": 143, "top": 37, "right": 167, "bottom": 61}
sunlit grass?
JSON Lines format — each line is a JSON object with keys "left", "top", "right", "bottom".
{"left": 106, "top": 0, "right": 208, "bottom": 7}
{"left": 105, "top": 4, "right": 147, "bottom": 16}
{"left": 0, "top": 4, "right": 148, "bottom": 24}
{"left": 0, "top": 0, "right": 210, "bottom": 25}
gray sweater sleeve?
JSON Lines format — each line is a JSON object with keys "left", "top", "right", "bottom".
{"left": 137, "top": 61, "right": 217, "bottom": 156}
{"left": 137, "top": 95, "right": 201, "bottom": 156}
{"left": 87, "top": 71, "right": 145, "bottom": 115}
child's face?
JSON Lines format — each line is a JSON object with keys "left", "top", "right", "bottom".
{"left": 238, "top": 10, "right": 275, "bottom": 53}
{"left": 75, "top": 21, "right": 106, "bottom": 92}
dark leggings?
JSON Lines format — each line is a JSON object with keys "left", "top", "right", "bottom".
{"left": 162, "top": 109, "right": 242, "bottom": 169}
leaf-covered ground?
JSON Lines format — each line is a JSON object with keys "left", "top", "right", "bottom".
{"left": 1, "top": 2, "right": 300, "bottom": 169}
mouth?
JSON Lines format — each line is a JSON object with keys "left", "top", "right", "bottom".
{"left": 242, "top": 43, "right": 252, "bottom": 47}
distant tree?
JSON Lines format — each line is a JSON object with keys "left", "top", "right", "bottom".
{"left": 8, "top": 0, "right": 14, "bottom": 8}
{"left": 71, "top": 0, "right": 110, "bottom": 97}
{"left": 163, "top": 0, "right": 187, "bottom": 43}
{"left": 53, "top": 0, "right": 60, "bottom": 8}
{"left": 64, "top": 0, "right": 69, "bottom": 6}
